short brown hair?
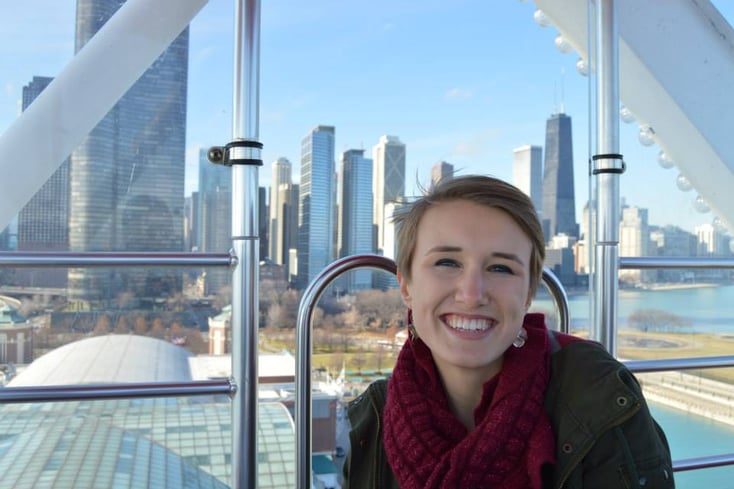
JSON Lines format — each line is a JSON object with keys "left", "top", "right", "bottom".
{"left": 393, "top": 174, "right": 546, "bottom": 297}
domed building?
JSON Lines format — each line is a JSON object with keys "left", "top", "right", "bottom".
{"left": 0, "top": 334, "right": 299, "bottom": 488}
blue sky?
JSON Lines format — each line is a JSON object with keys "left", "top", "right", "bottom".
{"left": 1, "top": 0, "right": 732, "bottom": 233}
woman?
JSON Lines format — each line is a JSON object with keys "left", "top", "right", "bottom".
{"left": 342, "top": 175, "right": 674, "bottom": 488}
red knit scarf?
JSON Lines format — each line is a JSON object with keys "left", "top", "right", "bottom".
{"left": 383, "top": 314, "right": 556, "bottom": 488}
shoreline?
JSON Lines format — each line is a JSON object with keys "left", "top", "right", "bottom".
{"left": 638, "top": 370, "right": 734, "bottom": 428}
{"left": 634, "top": 282, "right": 720, "bottom": 292}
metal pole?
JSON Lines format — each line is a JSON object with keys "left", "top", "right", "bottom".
{"left": 230, "top": 0, "right": 262, "bottom": 487}
{"left": 591, "top": 0, "right": 621, "bottom": 356}
{"left": 0, "top": 251, "right": 232, "bottom": 268}
{"left": 0, "top": 380, "right": 233, "bottom": 404}
{"left": 296, "top": 255, "right": 397, "bottom": 488}
{"left": 620, "top": 256, "right": 734, "bottom": 270}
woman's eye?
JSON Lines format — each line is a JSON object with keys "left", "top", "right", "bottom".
{"left": 488, "top": 264, "right": 513, "bottom": 274}
{"left": 435, "top": 258, "right": 459, "bottom": 268}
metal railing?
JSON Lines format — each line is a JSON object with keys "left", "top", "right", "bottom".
{"left": 0, "top": 251, "right": 234, "bottom": 268}
{"left": 620, "top": 256, "right": 734, "bottom": 473}
{"left": 2, "top": 251, "right": 734, "bottom": 482}
{"left": 0, "top": 251, "right": 235, "bottom": 403}
{"left": 0, "top": 380, "right": 233, "bottom": 404}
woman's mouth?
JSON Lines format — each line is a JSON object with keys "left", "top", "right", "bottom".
{"left": 443, "top": 314, "right": 496, "bottom": 332}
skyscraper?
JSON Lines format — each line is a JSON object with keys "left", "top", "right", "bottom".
{"left": 372, "top": 135, "right": 406, "bottom": 255}
{"left": 512, "top": 145, "right": 543, "bottom": 214}
{"left": 430, "top": 160, "right": 454, "bottom": 189}
{"left": 619, "top": 206, "right": 651, "bottom": 284}
{"left": 196, "top": 149, "right": 232, "bottom": 295}
{"left": 337, "top": 149, "right": 373, "bottom": 292}
{"left": 542, "top": 112, "right": 578, "bottom": 240}
{"left": 68, "top": 0, "right": 189, "bottom": 304}
{"left": 195, "top": 148, "right": 232, "bottom": 249}
{"left": 298, "top": 126, "right": 336, "bottom": 288}
{"left": 274, "top": 182, "right": 299, "bottom": 282}
{"left": 695, "top": 222, "right": 729, "bottom": 256}
{"left": 259, "top": 186, "right": 269, "bottom": 264}
{"left": 17, "top": 76, "right": 69, "bottom": 287}
{"left": 268, "top": 157, "right": 292, "bottom": 263}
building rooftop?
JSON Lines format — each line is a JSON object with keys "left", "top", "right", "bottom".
{"left": 0, "top": 335, "right": 335, "bottom": 488}
{"left": 189, "top": 352, "right": 295, "bottom": 382}
{"left": 8, "top": 334, "right": 193, "bottom": 387}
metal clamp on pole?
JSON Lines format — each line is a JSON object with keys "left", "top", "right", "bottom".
{"left": 207, "top": 140, "right": 263, "bottom": 167}
{"left": 591, "top": 153, "right": 625, "bottom": 174}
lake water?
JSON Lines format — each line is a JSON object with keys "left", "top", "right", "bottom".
{"left": 650, "top": 402, "right": 734, "bottom": 488}
{"left": 532, "top": 284, "right": 734, "bottom": 334}
{"left": 534, "top": 284, "right": 734, "bottom": 486}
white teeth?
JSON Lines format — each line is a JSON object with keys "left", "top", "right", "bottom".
{"left": 445, "top": 316, "right": 492, "bottom": 331}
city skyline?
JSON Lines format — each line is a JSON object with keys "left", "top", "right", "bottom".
{"left": 2, "top": 1, "right": 734, "bottom": 234}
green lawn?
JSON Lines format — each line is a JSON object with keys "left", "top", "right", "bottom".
{"left": 618, "top": 330, "right": 734, "bottom": 384}
{"left": 261, "top": 328, "right": 734, "bottom": 384}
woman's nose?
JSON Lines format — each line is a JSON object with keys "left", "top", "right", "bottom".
{"left": 455, "top": 269, "right": 488, "bottom": 306}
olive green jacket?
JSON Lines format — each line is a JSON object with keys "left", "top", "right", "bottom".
{"left": 343, "top": 337, "right": 675, "bottom": 488}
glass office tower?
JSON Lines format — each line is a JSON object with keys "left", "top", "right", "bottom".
{"left": 542, "top": 112, "right": 578, "bottom": 240}
{"left": 297, "top": 125, "right": 335, "bottom": 288}
{"left": 338, "top": 149, "right": 374, "bottom": 292}
{"left": 68, "top": 0, "right": 189, "bottom": 305}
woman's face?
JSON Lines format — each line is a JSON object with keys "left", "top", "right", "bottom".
{"left": 398, "top": 199, "right": 533, "bottom": 379}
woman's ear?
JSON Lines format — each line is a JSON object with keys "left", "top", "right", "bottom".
{"left": 397, "top": 271, "right": 412, "bottom": 307}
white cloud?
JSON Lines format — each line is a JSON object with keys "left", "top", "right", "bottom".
{"left": 444, "top": 87, "right": 474, "bottom": 101}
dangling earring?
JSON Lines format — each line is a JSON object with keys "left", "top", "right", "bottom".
{"left": 408, "top": 324, "right": 418, "bottom": 341}
{"left": 512, "top": 327, "right": 527, "bottom": 348}
{"left": 406, "top": 308, "right": 417, "bottom": 341}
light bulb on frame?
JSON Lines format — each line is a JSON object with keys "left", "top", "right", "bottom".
{"left": 638, "top": 124, "right": 656, "bottom": 146}
{"left": 676, "top": 174, "right": 693, "bottom": 192}
{"left": 693, "top": 195, "right": 710, "bottom": 214}
{"left": 576, "top": 58, "right": 588, "bottom": 76}
{"left": 657, "top": 150, "right": 674, "bottom": 169}
{"left": 555, "top": 34, "right": 573, "bottom": 54}
{"left": 534, "top": 9, "right": 551, "bottom": 28}
{"left": 620, "top": 105, "right": 635, "bottom": 124}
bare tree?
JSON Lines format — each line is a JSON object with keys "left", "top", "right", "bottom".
{"left": 185, "top": 328, "right": 207, "bottom": 354}
{"left": 150, "top": 317, "right": 166, "bottom": 339}
{"left": 114, "top": 316, "right": 130, "bottom": 334}
{"left": 352, "top": 289, "right": 405, "bottom": 331}
{"left": 93, "top": 314, "right": 111, "bottom": 335}
{"left": 628, "top": 309, "right": 691, "bottom": 333}
{"left": 133, "top": 316, "right": 148, "bottom": 335}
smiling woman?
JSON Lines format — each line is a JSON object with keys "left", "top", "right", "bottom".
{"left": 342, "top": 174, "right": 675, "bottom": 489}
